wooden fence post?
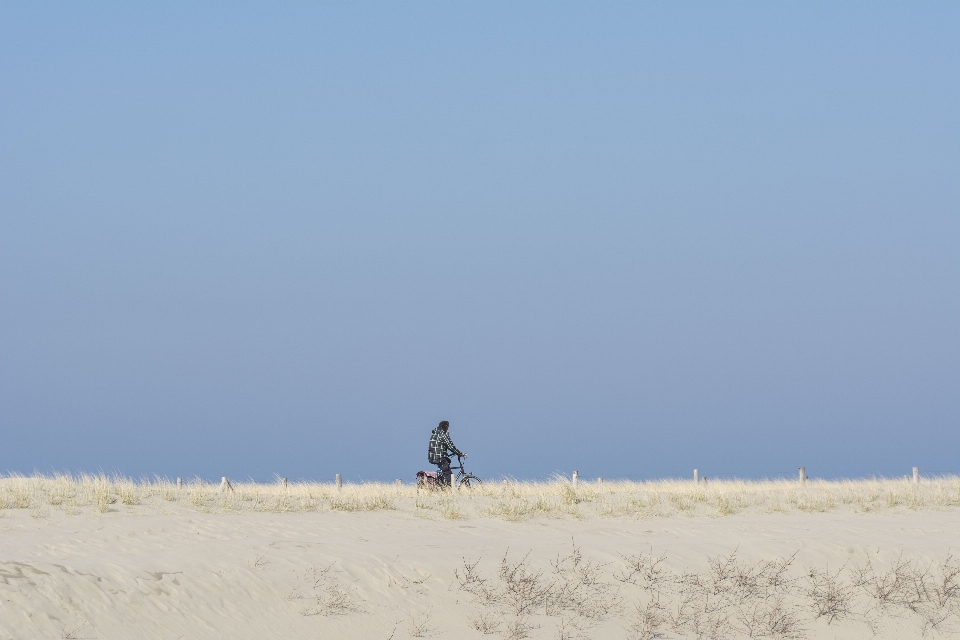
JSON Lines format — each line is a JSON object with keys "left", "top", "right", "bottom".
{"left": 598, "top": 477, "right": 603, "bottom": 492}
{"left": 176, "top": 477, "right": 182, "bottom": 490}
{"left": 572, "top": 470, "right": 578, "bottom": 489}
{"left": 913, "top": 467, "right": 920, "bottom": 484}
{"left": 694, "top": 469, "right": 700, "bottom": 484}
{"left": 799, "top": 467, "right": 807, "bottom": 484}
{"left": 281, "top": 477, "right": 288, "bottom": 490}
{"left": 336, "top": 474, "right": 342, "bottom": 490}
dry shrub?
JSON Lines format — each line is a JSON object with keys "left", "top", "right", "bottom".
{"left": 554, "top": 615, "right": 586, "bottom": 640}
{"left": 454, "top": 544, "right": 960, "bottom": 640}
{"left": 456, "top": 542, "right": 620, "bottom": 639}
{"left": 547, "top": 542, "right": 621, "bottom": 621}
{"left": 805, "top": 564, "right": 855, "bottom": 624}
{"left": 407, "top": 610, "right": 433, "bottom": 637}
{"left": 497, "top": 552, "right": 553, "bottom": 619}
{"left": 616, "top": 550, "right": 670, "bottom": 592}
{"left": 853, "top": 552, "right": 960, "bottom": 632}
{"left": 612, "top": 547, "right": 960, "bottom": 639}
{"left": 287, "top": 563, "right": 360, "bottom": 616}
{"left": 470, "top": 607, "right": 502, "bottom": 634}
{"left": 498, "top": 616, "right": 537, "bottom": 640}
{"left": 626, "top": 598, "right": 667, "bottom": 640}
{"left": 619, "top": 549, "right": 807, "bottom": 639}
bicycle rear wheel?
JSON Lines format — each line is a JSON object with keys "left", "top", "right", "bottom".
{"left": 457, "top": 474, "right": 482, "bottom": 489}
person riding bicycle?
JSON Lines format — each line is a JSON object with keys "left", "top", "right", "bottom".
{"left": 427, "top": 421, "right": 466, "bottom": 488}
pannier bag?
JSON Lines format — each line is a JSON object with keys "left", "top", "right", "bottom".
{"left": 416, "top": 470, "right": 439, "bottom": 488}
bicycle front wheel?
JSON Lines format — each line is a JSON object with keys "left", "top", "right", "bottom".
{"left": 458, "top": 474, "right": 482, "bottom": 489}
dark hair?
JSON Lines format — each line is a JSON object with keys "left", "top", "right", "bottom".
{"left": 439, "top": 420, "right": 449, "bottom": 431}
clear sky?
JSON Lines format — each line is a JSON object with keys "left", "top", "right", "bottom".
{"left": 1, "top": 2, "right": 958, "bottom": 483}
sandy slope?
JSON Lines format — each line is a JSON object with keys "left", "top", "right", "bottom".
{"left": 1, "top": 505, "right": 959, "bottom": 639}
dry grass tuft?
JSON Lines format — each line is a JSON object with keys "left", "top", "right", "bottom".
{"left": 328, "top": 493, "right": 394, "bottom": 512}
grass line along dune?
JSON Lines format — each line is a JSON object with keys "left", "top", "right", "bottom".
{"left": 2, "top": 473, "right": 960, "bottom": 519}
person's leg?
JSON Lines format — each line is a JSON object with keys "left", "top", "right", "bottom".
{"left": 439, "top": 457, "right": 452, "bottom": 487}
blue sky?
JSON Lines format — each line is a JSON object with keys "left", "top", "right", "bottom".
{"left": 1, "top": 2, "right": 958, "bottom": 482}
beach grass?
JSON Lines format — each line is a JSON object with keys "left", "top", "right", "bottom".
{"left": 2, "top": 473, "right": 959, "bottom": 520}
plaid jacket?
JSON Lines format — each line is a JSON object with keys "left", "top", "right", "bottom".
{"left": 428, "top": 427, "right": 462, "bottom": 465}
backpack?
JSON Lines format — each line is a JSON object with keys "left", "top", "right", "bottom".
{"left": 416, "top": 470, "right": 439, "bottom": 488}
{"left": 427, "top": 429, "right": 443, "bottom": 465}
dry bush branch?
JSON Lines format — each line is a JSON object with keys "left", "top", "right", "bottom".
{"left": 548, "top": 541, "right": 621, "bottom": 620}
{"left": 619, "top": 549, "right": 808, "bottom": 639}
{"left": 456, "top": 552, "right": 550, "bottom": 639}
{"left": 616, "top": 550, "right": 670, "bottom": 592}
{"left": 499, "top": 615, "right": 537, "bottom": 640}
{"left": 288, "top": 563, "right": 360, "bottom": 616}
{"left": 458, "top": 543, "right": 619, "bottom": 639}
{"left": 805, "top": 564, "right": 854, "bottom": 624}
{"left": 554, "top": 615, "right": 586, "bottom": 640}
{"left": 854, "top": 553, "right": 927, "bottom": 612}
{"left": 671, "top": 601, "right": 733, "bottom": 640}
{"left": 390, "top": 570, "right": 431, "bottom": 595}
{"left": 735, "top": 596, "right": 804, "bottom": 639}
{"left": 456, "top": 558, "right": 499, "bottom": 606}
{"left": 908, "top": 555, "right": 960, "bottom": 633}
{"left": 498, "top": 552, "right": 554, "bottom": 618}
{"left": 469, "top": 607, "right": 503, "bottom": 634}
{"left": 706, "top": 549, "right": 799, "bottom": 605}
{"left": 60, "top": 621, "right": 88, "bottom": 640}
{"left": 626, "top": 598, "right": 668, "bottom": 640}
{"left": 667, "top": 583, "right": 704, "bottom": 634}
{"left": 407, "top": 610, "right": 433, "bottom": 637}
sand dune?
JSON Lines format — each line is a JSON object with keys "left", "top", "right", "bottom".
{"left": 2, "top": 476, "right": 960, "bottom": 639}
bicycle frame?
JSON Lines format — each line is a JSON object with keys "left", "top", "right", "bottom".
{"left": 433, "top": 455, "right": 480, "bottom": 489}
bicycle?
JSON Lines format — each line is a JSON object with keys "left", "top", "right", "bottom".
{"left": 418, "top": 454, "right": 482, "bottom": 490}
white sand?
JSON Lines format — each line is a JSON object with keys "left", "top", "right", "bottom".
{"left": 2, "top": 502, "right": 959, "bottom": 639}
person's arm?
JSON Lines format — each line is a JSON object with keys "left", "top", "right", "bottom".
{"left": 442, "top": 431, "right": 463, "bottom": 457}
